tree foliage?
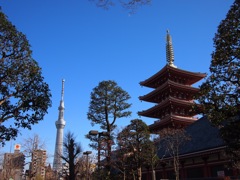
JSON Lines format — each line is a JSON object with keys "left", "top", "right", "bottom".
{"left": 197, "top": 0, "right": 240, "bottom": 167}
{"left": 220, "top": 116, "right": 240, "bottom": 169}
{"left": 198, "top": 0, "right": 239, "bottom": 125}
{"left": 0, "top": 11, "right": 52, "bottom": 146}
{"left": 117, "top": 119, "right": 156, "bottom": 180}
{"left": 89, "top": 0, "right": 151, "bottom": 13}
{"left": 61, "top": 131, "right": 82, "bottom": 180}
{"left": 87, "top": 80, "right": 131, "bottom": 132}
{"left": 87, "top": 80, "right": 131, "bottom": 178}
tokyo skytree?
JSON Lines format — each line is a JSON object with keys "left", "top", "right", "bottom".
{"left": 53, "top": 79, "right": 66, "bottom": 172}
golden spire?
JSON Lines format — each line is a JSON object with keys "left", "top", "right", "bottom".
{"left": 166, "top": 30, "right": 177, "bottom": 68}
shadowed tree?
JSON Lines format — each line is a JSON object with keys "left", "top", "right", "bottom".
{"left": 142, "top": 138, "right": 159, "bottom": 180}
{"left": 158, "top": 128, "right": 190, "bottom": 180}
{"left": 117, "top": 119, "right": 155, "bottom": 180}
{"left": 61, "top": 131, "right": 82, "bottom": 180}
{"left": 197, "top": 0, "right": 240, "bottom": 168}
{"left": 87, "top": 80, "right": 131, "bottom": 179}
{"left": 0, "top": 11, "right": 52, "bottom": 146}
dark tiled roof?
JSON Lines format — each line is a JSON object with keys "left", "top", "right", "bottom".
{"left": 157, "top": 116, "right": 225, "bottom": 157}
{"left": 180, "top": 116, "right": 225, "bottom": 155}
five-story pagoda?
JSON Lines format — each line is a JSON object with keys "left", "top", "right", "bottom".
{"left": 138, "top": 31, "right": 206, "bottom": 132}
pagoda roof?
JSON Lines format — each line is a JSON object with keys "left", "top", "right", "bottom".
{"left": 156, "top": 116, "right": 225, "bottom": 159}
{"left": 149, "top": 115, "right": 197, "bottom": 132}
{"left": 140, "top": 65, "right": 206, "bottom": 88}
{"left": 139, "top": 80, "right": 199, "bottom": 103}
{"left": 138, "top": 97, "right": 195, "bottom": 118}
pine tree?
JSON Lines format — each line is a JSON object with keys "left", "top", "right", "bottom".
{"left": 87, "top": 80, "right": 131, "bottom": 178}
{"left": 117, "top": 119, "right": 155, "bottom": 180}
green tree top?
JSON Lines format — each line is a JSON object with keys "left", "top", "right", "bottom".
{"left": 0, "top": 11, "right": 52, "bottom": 146}
{"left": 198, "top": 0, "right": 239, "bottom": 125}
{"left": 87, "top": 80, "right": 131, "bottom": 178}
{"left": 87, "top": 80, "right": 131, "bottom": 132}
{"left": 197, "top": 0, "right": 240, "bottom": 168}
{"left": 117, "top": 119, "right": 155, "bottom": 180}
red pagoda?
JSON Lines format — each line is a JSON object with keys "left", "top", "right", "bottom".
{"left": 138, "top": 31, "right": 206, "bottom": 132}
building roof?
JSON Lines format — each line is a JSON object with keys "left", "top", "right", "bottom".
{"left": 138, "top": 97, "right": 195, "bottom": 118}
{"left": 157, "top": 116, "right": 225, "bottom": 158}
{"left": 181, "top": 116, "right": 225, "bottom": 154}
{"left": 149, "top": 115, "right": 198, "bottom": 132}
{"left": 139, "top": 80, "right": 199, "bottom": 103}
{"left": 140, "top": 65, "right": 206, "bottom": 88}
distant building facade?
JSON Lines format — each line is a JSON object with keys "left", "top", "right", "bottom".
{"left": 28, "top": 149, "right": 47, "bottom": 180}
{"left": 1, "top": 144, "right": 25, "bottom": 180}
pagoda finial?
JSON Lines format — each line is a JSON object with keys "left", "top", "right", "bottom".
{"left": 166, "top": 30, "right": 177, "bottom": 68}
{"left": 61, "top": 79, "right": 65, "bottom": 101}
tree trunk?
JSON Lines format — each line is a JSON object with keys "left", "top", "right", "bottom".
{"left": 137, "top": 167, "right": 142, "bottom": 180}
{"left": 152, "top": 169, "right": 156, "bottom": 180}
{"left": 106, "top": 136, "right": 112, "bottom": 180}
{"left": 173, "top": 157, "right": 179, "bottom": 180}
{"left": 132, "top": 169, "right": 136, "bottom": 180}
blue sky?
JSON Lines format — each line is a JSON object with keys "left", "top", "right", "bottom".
{"left": 0, "top": 0, "right": 234, "bottom": 165}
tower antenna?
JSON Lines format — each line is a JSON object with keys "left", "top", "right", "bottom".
{"left": 61, "top": 79, "right": 65, "bottom": 101}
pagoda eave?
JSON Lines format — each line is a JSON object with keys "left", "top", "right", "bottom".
{"left": 139, "top": 80, "right": 199, "bottom": 103}
{"left": 149, "top": 115, "right": 198, "bottom": 132}
{"left": 138, "top": 97, "right": 196, "bottom": 118}
{"left": 140, "top": 65, "right": 206, "bottom": 88}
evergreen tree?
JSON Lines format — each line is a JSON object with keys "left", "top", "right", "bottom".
{"left": 198, "top": 0, "right": 240, "bottom": 167}
{"left": 117, "top": 119, "right": 155, "bottom": 180}
{"left": 87, "top": 80, "right": 131, "bottom": 178}
{"left": 0, "top": 11, "right": 52, "bottom": 146}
